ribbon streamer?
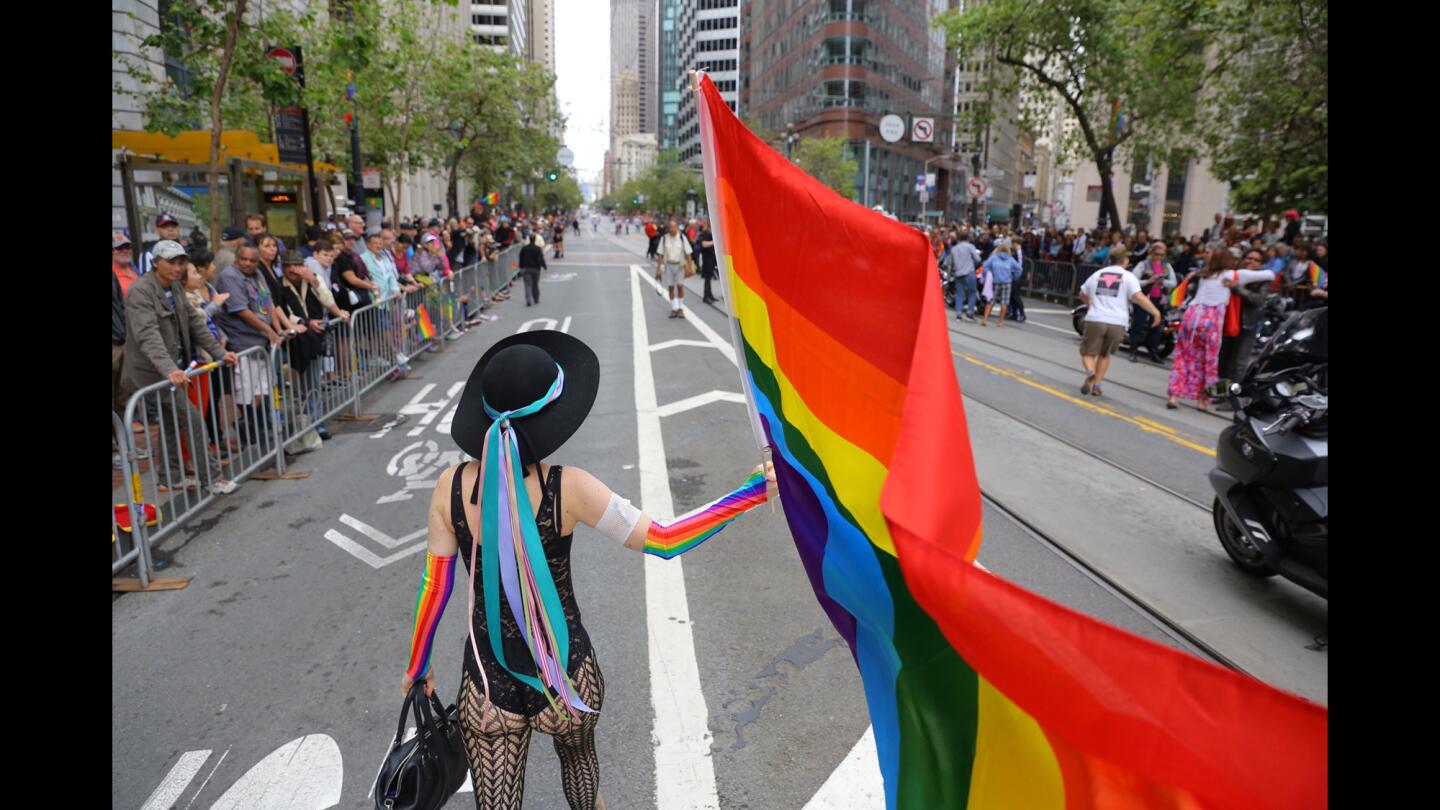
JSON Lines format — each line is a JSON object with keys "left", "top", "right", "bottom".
{"left": 476, "top": 364, "right": 594, "bottom": 718}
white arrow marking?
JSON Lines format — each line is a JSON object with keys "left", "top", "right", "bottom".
{"left": 139, "top": 749, "right": 210, "bottom": 810}
{"left": 325, "top": 530, "right": 427, "bottom": 569}
{"left": 650, "top": 339, "right": 715, "bottom": 353}
{"left": 656, "top": 390, "right": 747, "bottom": 418}
{"left": 209, "top": 734, "right": 342, "bottom": 810}
{"left": 403, "top": 382, "right": 464, "bottom": 437}
{"left": 561, "top": 315, "right": 573, "bottom": 333}
{"left": 338, "top": 514, "right": 427, "bottom": 549}
{"left": 540, "top": 272, "right": 577, "bottom": 282}
{"left": 803, "top": 726, "right": 883, "bottom": 809}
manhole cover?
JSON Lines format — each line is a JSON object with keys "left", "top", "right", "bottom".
{"left": 327, "top": 413, "right": 406, "bottom": 435}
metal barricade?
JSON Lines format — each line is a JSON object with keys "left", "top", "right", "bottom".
{"left": 1022, "top": 258, "right": 1092, "bottom": 306}
{"left": 267, "top": 313, "right": 356, "bottom": 475}
{"left": 112, "top": 411, "right": 155, "bottom": 588}
{"left": 120, "top": 346, "right": 279, "bottom": 552}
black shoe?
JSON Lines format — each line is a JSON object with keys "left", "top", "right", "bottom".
{"left": 316, "top": 425, "right": 332, "bottom": 441}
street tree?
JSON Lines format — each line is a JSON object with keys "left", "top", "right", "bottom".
{"left": 793, "top": 136, "right": 859, "bottom": 201}
{"left": 936, "top": 0, "right": 1215, "bottom": 230}
{"left": 116, "top": 0, "right": 304, "bottom": 242}
{"left": 1200, "top": 0, "right": 1326, "bottom": 218}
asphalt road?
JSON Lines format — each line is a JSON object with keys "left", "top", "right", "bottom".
{"left": 112, "top": 227, "right": 1325, "bottom": 810}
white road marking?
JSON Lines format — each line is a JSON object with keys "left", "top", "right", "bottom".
{"left": 1022, "top": 319, "right": 1079, "bottom": 336}
{"left": 561, "top": 315, "right": 573, "bottom": 333}
{"left": 324, "top": 529, "right": 427, "bottom": 569}
{"left": 517, "top": 317, "right": 558, "bottom": 332}
{"left": 656, "top": 390, "right": 747, "bottom": 419}
{"left": 630, "top": 264, "right": 721, "bottom": 810}
{"left": 208, "top": 734, "right": 342, "bottom": 810}
{"left": 140, "top": 749, "right": 210, "bottom": 810}
{"left": 635, "top": 268, "right": 737, "bottom": 365}
{"left": 1023, "top": 307, "right": 1072, "bottom": 314}
{"left": 339, "top": 514, "right": 427, "bottom": 549}
{"left": 183, "top": 747, "right": 228, "bottom": 810}
{"left": 405, "top": 382, "right": 465, "bottom": 437}
{"left": 802, "top": 726, "right": 882, "bottom": 810}
{"left": 650, "top": 339, "right": 716, "bottom": 353}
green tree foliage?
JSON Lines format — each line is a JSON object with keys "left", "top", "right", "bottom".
{"left": 793, "top": 136, "right": 858, "bottom": 201}
{"left": 1201, "top": 0, "right": 1326, "bottom": 217}
{"left": 936, "top": 0, "right": 1215, "bottom": 229}
{"left": 603, "top": 152, "right": 706, "bottom": 217}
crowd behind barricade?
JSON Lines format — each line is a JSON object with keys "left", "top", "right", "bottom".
{"left": 111, "top": 205, "right": 580, "bottom": 575}
{"left": 925, "top": 209, "right": 1328, "bottom": 409}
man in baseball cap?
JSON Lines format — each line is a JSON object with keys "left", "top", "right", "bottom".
{"left": 139, "top": 211, "right": 186, "bottom": 276}
{"left": 121, "top": 239, "right": 240, "bottom": 495}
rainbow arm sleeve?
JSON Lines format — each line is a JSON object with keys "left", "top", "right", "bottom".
{"left": 644, "top": 472, "right": 769, "bottom": 559}
{"left": 405, "top": 551, "right": 456, "bottom": 680}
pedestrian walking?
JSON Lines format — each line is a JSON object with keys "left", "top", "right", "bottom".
{"left": 121, "top": 240, "right": 240, "bottom": 495}
{"left": 979, "top": 243, "right": 1021, "bottom": 327}
{"left": 644, "top": 218, "right": 660, "bottom": 259}
{"left": 1166, "top": 250, "right": 1274, "bottom": 410}
{"left": 518, "top": 234, "right": 547, "bottom": 306}
{"left": 654, "top": 220, "right": 693, "bottom": 319}
{"left": 949, "top": 232, "right": 982, "bottom": 321}
{"left": 1077, "top": 247, "right": 1160, "bottom": 397}
{"left": 400, "top": 331, "right": 775, "bottom": 810}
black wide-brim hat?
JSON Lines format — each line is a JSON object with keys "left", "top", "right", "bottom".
{"left": 452, "top": 330, "right": 599, "bottom": 465}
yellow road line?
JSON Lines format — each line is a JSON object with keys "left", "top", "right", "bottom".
{"left": 956, "top": 352, "right": 1216, "bottom": 457}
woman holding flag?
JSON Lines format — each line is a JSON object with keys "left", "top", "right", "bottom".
{"left": 1166, "top": 249, "right": 1275, "bottom": 410}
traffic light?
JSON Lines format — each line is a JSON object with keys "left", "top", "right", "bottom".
{"left": 632, "top": 197, "right": 639, "bottom": 206}
{"left": 547, "top": 171, "right": 558, "bottom": 182}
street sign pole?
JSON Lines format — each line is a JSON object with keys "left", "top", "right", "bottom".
{"left": 293, "top": 47, "right": 320, "bottom": 224}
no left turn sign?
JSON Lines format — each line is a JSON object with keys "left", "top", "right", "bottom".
{"left": 911, "top": 117, "right": 934, "bottom": 143}
{"left": 967, "top": 177, "right": 989, "bottom": 199}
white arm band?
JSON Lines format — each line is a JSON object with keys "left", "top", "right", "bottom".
{"left": 596, "top": 492, "right": 643, "bottom": 545}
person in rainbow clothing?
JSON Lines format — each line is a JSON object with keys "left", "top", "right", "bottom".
{"left": 400, "top": 331, "right": 774, "bottom": 810}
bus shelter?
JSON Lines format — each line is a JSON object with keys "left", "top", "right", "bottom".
{"left": 113, "top": 130, "right": 338, "bottom": 249}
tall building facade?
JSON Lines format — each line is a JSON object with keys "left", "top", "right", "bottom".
{"left": 676, "top": 0, "right": 742, "bottom": 165}
{"left": 611, "top": 0, "right": 658, "bottom": 136}
{"left": 470, "top": 1, "right": 528, "bottom": 56}
{"left": 658, "top": 0, "right": 685, "bottom": 152}
{"left": 528, "top": 0, "right": 555, "bottom": 74}
{"left": 746, "top": 0, "right": 956, "bottom": 221}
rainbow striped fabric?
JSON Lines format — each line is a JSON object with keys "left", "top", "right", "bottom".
{"left": 1169, "top": 275, "right": 1190, "bottom": 308}
{"left": 693, "top": 73, "right": 1326, "bottom": 810}
{"left": 406, "top": 551, "right": 455, "bottom": 680}
{"left": 1307, "top": 261, "right": 1326, "bottom": 289}
{"left": 485, "top": 191, "right": 500, "bottom": 205}
{"left": 416, "top": 304, "right": 436, "bottom": 340}
{"left": 644, "top": 472, "right": 768, "bottom": 559}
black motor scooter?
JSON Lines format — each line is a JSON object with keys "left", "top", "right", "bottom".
{"left": 1207, "top": 307, "right": 1327, "bottom": 599}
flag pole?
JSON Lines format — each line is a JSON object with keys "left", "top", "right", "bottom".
{"left": 691, "top": 70, "right": 777, "bottom": 510}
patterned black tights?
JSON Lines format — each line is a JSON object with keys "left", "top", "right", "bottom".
{"left": 457, "top": 653, "right": 605, "bottom": 809}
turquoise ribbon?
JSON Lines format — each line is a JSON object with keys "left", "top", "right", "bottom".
{"left": 477, "top": 364, "right": 594, "bottom": 715}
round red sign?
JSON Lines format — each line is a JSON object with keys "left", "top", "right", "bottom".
{"left": 267, "top": 47, "right": 297, "bottom": 75}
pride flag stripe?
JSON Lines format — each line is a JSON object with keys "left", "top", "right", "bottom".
{"left": 406, "top": 551, "right": 455, "bottom": 680}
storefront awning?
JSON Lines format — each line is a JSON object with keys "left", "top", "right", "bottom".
{"left": 112, "top": 130, "right": 338, "bottom": 174}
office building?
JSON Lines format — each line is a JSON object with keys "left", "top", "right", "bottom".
{"left": 675, "top": 0, "right": 742, "bottom": 166}
{"left": 470, "top": 1, "right": 528, "bottom": 56}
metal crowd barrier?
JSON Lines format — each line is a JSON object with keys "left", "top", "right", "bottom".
{"left": 112, "top": 243, "right": 530, "bottom": 591}
{"left": 1020, "top": 258, "right": 1103, "bottom": 306}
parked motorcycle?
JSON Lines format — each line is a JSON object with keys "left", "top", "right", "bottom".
{"left": 941, "top": 265, "right": 956, "bottom": 309}
{"left": 1206, "top": 307, "right": 1327, "bottom": 599}
{"left": 1070, "top": 302, "right": 1181, "bottom": 361}
{"left": 1255, "top": 294, "right": 1295, "bottom": 350}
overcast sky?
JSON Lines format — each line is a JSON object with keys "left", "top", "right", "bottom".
{"left": 555, "top": 0, "right": 610, "bottom": 198}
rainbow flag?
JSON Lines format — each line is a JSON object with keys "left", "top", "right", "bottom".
{"left": 485, "top": 191, "right": 500, "bottom": 205}
{"left": 1168, "top": 275, "right": 1189, "bottom": 308}
{"left": 1307, "top": 261, "right": 1326, "bottom": 289}
{"left": 416, "top": 304, "right": 436, "bottom": 340}
{"left": 693, "top": 73, "right": 1325, "bottom": 810}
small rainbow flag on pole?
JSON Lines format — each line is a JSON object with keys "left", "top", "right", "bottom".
{"left": 1110, "top": 98, "right": 1125, "bottom": 140}
{"left": 416, "top": 305, "right": 436, "bottom": 340}
{"left": 693, "top": 71, "right": 1325, "bottom": 810}
{"left": 1307, "top": 261, "right": 1326, "bottom": 289}
{"left": 1169, "top": 275, "right": 1190, "bottom": 308}
{"left": 485, "top": 191, "right": 500, "bottom": 205}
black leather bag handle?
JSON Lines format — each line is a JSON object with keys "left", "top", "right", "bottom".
{"left": 392, "top": 682, "right": 423, "bottom": 748}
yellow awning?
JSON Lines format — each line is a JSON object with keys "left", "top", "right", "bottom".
{"left": 112, "top": 130, "right": 339, "bottom": 174}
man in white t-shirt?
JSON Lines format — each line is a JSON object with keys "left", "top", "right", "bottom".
{"left": 1076, "top": 246, "right": 1160, "bottom": 396}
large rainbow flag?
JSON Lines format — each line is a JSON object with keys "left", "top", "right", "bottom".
{"left": 692, "top": 73, "right": 1326, "bottom": 810}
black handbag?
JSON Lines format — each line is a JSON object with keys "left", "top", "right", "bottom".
{"left": 372, "top": 682, "right": 469, "bottom": 810}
